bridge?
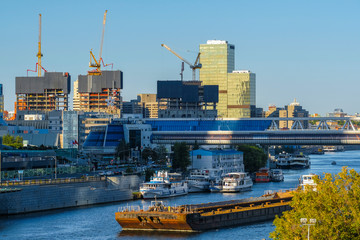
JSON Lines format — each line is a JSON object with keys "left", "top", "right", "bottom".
{"left": 149, "top": 117, "right": 360, "bottom": 145}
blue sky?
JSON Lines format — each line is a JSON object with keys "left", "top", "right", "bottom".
{"left": 1, "top": 0, "right": 359, "bottom": 115}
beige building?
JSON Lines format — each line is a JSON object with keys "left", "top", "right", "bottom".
{"left": 199, "top": 40, "right": 255, "bottom": 118}
{"left": 137, "top": 94, "right": 158, "bottom": 118}
{"left": 73, "top": 80, "right": 80, "bottom": 111}
{"left": 279, "top": 99, "right": 309, "bottom": 129}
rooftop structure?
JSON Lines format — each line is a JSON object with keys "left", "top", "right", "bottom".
{"left": 15, "top": 72, "right": 71, "bottom": 111}
{"left": 77, "top": 70, "right": 123, "bottom": 114}
{"left": 157, "top": 80, "right": 218, "bottom": 118}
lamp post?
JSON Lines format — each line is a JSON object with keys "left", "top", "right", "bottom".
{"left": 300, "top": 218, "right": 316, "bottom": 240}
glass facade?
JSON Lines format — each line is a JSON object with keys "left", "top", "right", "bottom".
{"left": 199, "top": 41, "right": 255, "bottom": 118}
{"left": 0, "top": 84, "right": 3, "bottom": 113}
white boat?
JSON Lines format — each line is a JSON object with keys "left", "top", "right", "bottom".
{"left": 139, "top": 171, "right": 188, "bottom": 199}
{"left": 289, "top": 153, "right": 310, "bottom": 169}
{"left": 270, "top": 169, "right": 284, "bottom": 182}
{"left": 221, "top": 172, "right": 253, "bottom": 193}
{"left": 299, "top": 174, "right": 317, "bottom": 191}
{"left": 185, "top": 170, "right": 211, "bottom": 193}
{"left": 275, "top": 152, "right": 291, "bottom": 169}
{"left": 209, "top": 178, "right": 222, "bottom": 192}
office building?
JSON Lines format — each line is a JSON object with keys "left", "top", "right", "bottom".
{"left": 73, "top": 80, "right": 80, "bottom": 111}
{"left": 279, "top": 99, "right": 309, "bottom": 129}
{"left": 199, "top": 40, "right": 256, "bottom": 118}
{"left": 138, "top": 94, "right": 158, "bottom": 118}
{"left": 0, "top": 84, "right": 4, "bottom": 113}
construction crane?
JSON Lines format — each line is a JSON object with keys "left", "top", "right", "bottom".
{"left": 88, "top": 10, "right": 113, "bottom": 75}
{"left": 27, "top": 14, "right": 47, "bottom": 77}
{"left": 161, "top": 44, "right": 201, "bottom": 81}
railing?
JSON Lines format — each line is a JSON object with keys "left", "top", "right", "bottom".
{"left": 0, "top": 175, "right": 106, "bottom": 187}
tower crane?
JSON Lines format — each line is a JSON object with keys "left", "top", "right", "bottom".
{"left": 88, "top": 10, "right": 113, "bottom": 75}
{"left": 161, "top": 44, "right": 201, "bottom": 81}
{"left": 27, "top": 13, "right": 47, "bottom": 76}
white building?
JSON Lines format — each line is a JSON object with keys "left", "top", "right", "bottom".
{"left": 189, "top": 149, "right": 244, "bottom": 179}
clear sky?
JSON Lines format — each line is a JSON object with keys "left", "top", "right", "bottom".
{"left": 1, "top": 0, "right": 359, "bottom": 115}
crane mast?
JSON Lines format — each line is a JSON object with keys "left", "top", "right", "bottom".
{"left": 37, "top": 14, "right": 43, "bottom": 77}
{"left": 89, "top": 10, "right": 108, "bottom": 75}
{"left": 161, "top": 44, "right": 201, "bottom": 81}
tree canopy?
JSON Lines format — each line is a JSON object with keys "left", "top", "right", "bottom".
{"left": 237, "top": 145, "right": 267, "bottom": 173}
{"left": 270, "top": 167, "right": 360, "bottom": 240}
{"left": 172, "top": 142, "right": 190, "bottom": 172}
{"left": 2, "top": 134, "right": 23, "bottom": 149}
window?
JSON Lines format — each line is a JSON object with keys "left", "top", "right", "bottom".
{"left": 197, "top": 155, "right": 201, "bottom": 159}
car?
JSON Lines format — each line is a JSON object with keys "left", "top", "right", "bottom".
{"left": 98, "top": 171, "right": 106, "bottom": 176}
{"left": 105, "top": 171, "right": 114, "bottom": 176}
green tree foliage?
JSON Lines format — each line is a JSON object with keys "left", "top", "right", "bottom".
{"left": 115, "top": 140, "right": 130, "bottom": 163}
{"left": 142, "top": 147, "right": 157, "bottom": 164}
{"left": 237, "top": 145, "right": 267, "bottom": 173}
{"left": 2, "top": 134, "right": 23, "bottom": 149}
{"left": 145, "top": 168, "right": 155, "bottom": 182}
{"left": 172, "top": 142, "right": 190, "bottom": 172}
{"left": 193, "top": 141, "right": 200, "bottom": 150}
{"left": 270, "top": 167, "right": 360, "bottom": 240}
{"left": 154, "top": 145, "right": 167, "bottom": 165}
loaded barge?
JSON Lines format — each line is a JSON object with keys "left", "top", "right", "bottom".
{"left": 115, "top": 190, "right": 293, "bottom": 232}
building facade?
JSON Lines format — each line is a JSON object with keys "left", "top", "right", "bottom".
{"left": 199, "top": 40, "right": 256, "bottom": 118}
{"left": 279, "top": 99, "right": 309, "bottom": 129}
{"left": 0, "top": 84, "right": 4, "bottom": 113}
{"left": 138, "top": 94, "right": 158, "bottom": 118}
{"left": 73, "top": 80, "right": 80, "bottom": 111}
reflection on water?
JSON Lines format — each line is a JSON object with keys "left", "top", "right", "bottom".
{"left": 1, "top": 151, "right": 360, "bottom": 240}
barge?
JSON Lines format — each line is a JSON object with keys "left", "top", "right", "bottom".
{"left": 115, "top": 190, "right": 293, "bottom": 232}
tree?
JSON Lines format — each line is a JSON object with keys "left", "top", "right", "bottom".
{"left": 172, "top": 142, "right": 190, "bottom": 172}
{"left": 154, "top": 145, "right": 167, "bottom": 165}
{"left": 237, "top": 145, "right": 267, "bottom": 173}
{"left": 2, "top": 134, "right": 23, "bottom": 149}
{"left": 115, "top": 140, "right": 130, "bottom": 163}
{"left": 193, "top": 141, "right": 200, "bottom": 150}
{"left": 141, "top": 147, "right": 157, "bottom": 164}
{"left": 270, "top": 167, "right": 360, "bottom": 240}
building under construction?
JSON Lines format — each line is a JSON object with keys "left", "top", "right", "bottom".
{"left": 77, "top": 70, "right": 123, "bottom": 114}
{"left": 157, "top": 80, "right": 218, "bottom": 118}
{"left": 15, "top": 72, "right": 71, "bottom": 111}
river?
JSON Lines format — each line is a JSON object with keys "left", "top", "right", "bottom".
{"left": 1, "top": 150, "right": 360, "bottom": 240}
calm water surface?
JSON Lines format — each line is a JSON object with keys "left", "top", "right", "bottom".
{"left": 1, "top": 151, "right": 360, "bottom": 240}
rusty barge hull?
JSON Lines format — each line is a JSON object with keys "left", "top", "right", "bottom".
{"left": 115, "top": 192, "right": 293, "bottom": 232}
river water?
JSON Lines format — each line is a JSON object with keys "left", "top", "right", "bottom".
{"left": 1, "top": 151, "right": 360, "bottom": 240}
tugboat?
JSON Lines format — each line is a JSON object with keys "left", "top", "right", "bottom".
{"left": 221, "top": 172, "right": 253, "bottom": 192}
{"left": 139, "top": 171, "right": 188, "bottom": 199}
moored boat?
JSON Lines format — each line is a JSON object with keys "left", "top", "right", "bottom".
{"left": 221, "top": 172, "right": 253, "bottom": 192}
{"left": 270, "top": 169, "right": 284, "bottom": 182}
{"left": 255, "top": 168, "right": 270, "bottom": 183}
{"left": 289, "top": 153, "right": 310, "bottom": 169}
{"left": 185, "top": 170, "right": 211, "bottom": 193}
{"left": 139, "top": 171, "right": 188, "bottom": 199}
{"left": 275, "top": 152, "right": 291, "bottom": 169}
{"left": 115, "top": 190, "right": 293, "bottom": 232}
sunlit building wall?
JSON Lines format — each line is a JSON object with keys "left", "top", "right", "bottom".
{"left": 199, "top": 40, "right": 255, "bottom": 118}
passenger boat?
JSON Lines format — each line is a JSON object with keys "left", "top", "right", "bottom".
{"left": 255, "top": 168, "right": 270, "bottom": 183}
{"left": 221, "top": 172, "right": 253, "bottom": 192}
{"left": 185, "top": 170, "right": 211, "bottom": 193}
{"left": 270, "top": 169, "right": 284, "bottom": 182}
{"left": 299, "top": 174, "right": 317, "bottom": 191}
{"left": 209, "top": 178, "right": 222, "bottom": 192}
{"left": 115, "top": 190, "right": 293, "bottom": 232}
{"left": 289, "top": 153, "right": 310, "bottom": 169}
{"left": 139, "top": 171, "right": 188, "bottom": 199}
{"left": 275, "top": 152, "right": 291, "bottom": 169}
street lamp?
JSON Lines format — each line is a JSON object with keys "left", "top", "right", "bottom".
{"left": 300, "top": 218, "right": 316, "bottom": 240}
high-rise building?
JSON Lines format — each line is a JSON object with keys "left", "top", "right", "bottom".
{"left": 0, "top": 84, "right": 4, "bottom": 113}
{"left": 137, "top": 94, "right": 158, "bottom": 118}
{"left": 199, "top": 40, "right": 256, "bottom": 118}
{"left": 73, "top": 80, "right": 80, "bottom": 111}
{"left": 279, "top": 99, "right": 309, "bottom": 129}
{"left": 77, "top": 70, "right": 123, "bottom": 115}
{"left": 15, "top": 72, "right": 71, "bottom": 111}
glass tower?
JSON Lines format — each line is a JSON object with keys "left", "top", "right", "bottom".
{"left": 0, "top": 84, "right": 4, "bottom": 112}
{"left": 199, "top": 40, "right": 255, "bottom": 118}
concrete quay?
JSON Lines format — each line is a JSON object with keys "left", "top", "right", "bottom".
{"left": 0, "top": 175, "right": 142, "bottom": 215}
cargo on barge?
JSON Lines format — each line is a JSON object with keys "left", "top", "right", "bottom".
{"left": 115, "top": 191, "right": 293, "bottom": 232}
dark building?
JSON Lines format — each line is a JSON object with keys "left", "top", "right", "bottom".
{"left": 157, "top": 81, "right": 218, "bottom": 118}
{"left": 16, "top": 72, "right": 71, "bottom": 111}
{"left": 77, "top": 70, "right": 123, "bottom": 114}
